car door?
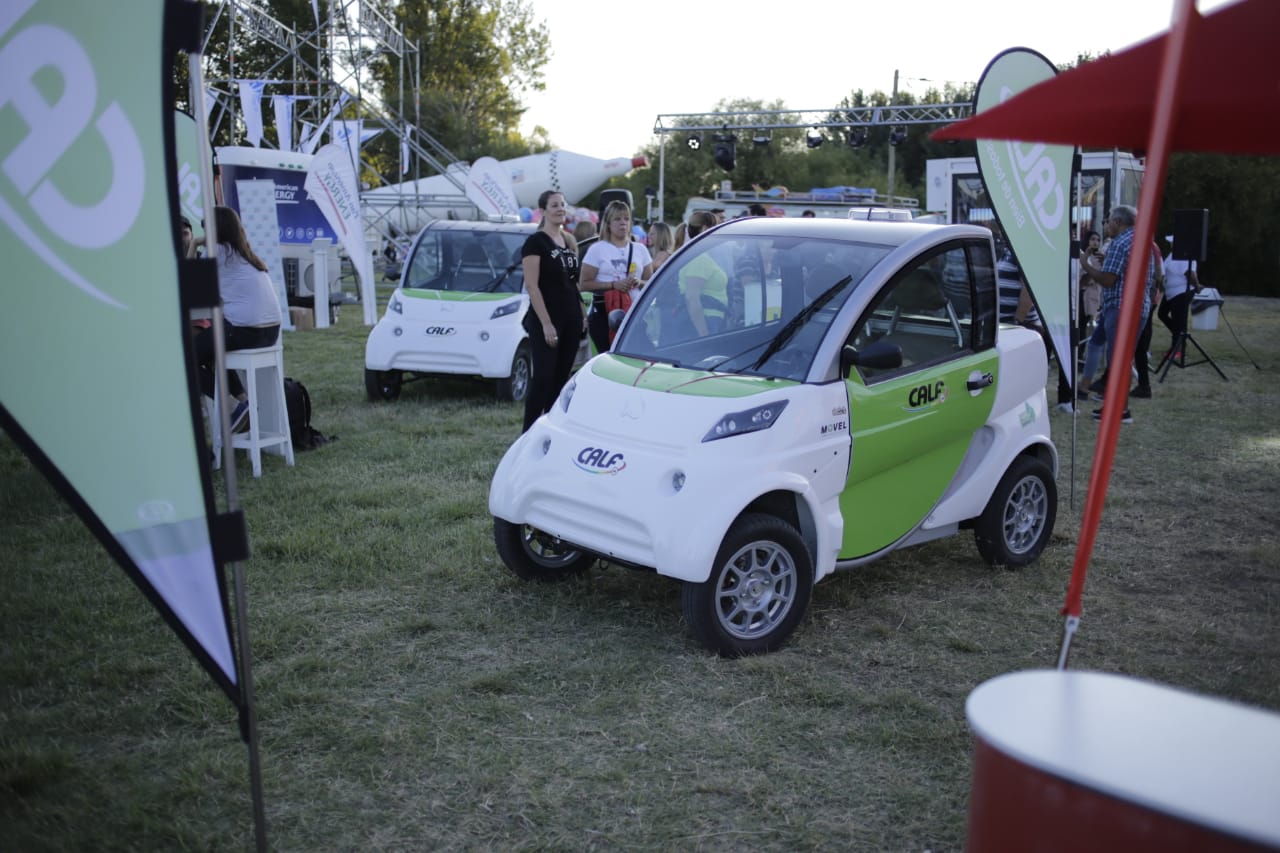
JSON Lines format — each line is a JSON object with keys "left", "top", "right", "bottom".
{"left": 837, "top": 240, "right": 999, "bottom": 559}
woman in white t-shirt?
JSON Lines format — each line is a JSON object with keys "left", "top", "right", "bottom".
{"left": 194, "top": 206, "right": 283, "bottom": 431}
{"left": 581, "top": 200, "right": 652, "bottom": 352}
{"left": 1158, "top": 234, "right": 1199, "bottom": 358}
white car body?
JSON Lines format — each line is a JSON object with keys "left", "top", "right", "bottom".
{"left": 364, "top": 220, "right": 540, "bottom": 402}
{"left": 490, "top": 218, "right": 1058, "bottom": 654}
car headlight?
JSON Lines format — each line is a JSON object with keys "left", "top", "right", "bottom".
{"left": 702, "top": 400, "right": 789, "bottom": 442}
{"left": 490, "top": 300, "right": 521, "bottom": 320}
{"left": 558, "top": 376, "right": 577, "bottom": 413}
{"left": 389, "top": 295, "right": 403, "bottom": 315}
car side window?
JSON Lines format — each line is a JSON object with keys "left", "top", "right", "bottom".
{"left": 968, "top": 240, "right": 998, "bottom": 351}
{"left": 848, "top": 246, "right": 974, "bottom": 382}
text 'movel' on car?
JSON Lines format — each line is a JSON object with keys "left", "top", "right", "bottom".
{"left": 490, "top": 216, "right": 1058, "bottom": 656}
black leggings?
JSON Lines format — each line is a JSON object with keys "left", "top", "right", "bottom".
{"left": 522, "top": 316, "right": 581, "bottom": 432}
{"left": 194, "top": 321, "right": 280, "bottom": 399}
{"left": 587, "top": 303, "right": 610, "bottom": 355}
{"left": 1158, "top": 290, "right": 1192, "bottom": 348}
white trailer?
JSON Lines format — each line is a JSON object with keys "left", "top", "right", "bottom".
{"left": 926, "top": 151, "right": 1145, "bottom": 234}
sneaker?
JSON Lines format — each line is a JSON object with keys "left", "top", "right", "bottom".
{"left": 1091, "top": 407, "right": 1134, "bottom": 424}
{"left": 230, "top": 399, "right": 251, "bottom": 433}
{"left": 1130, "top": 385, "right": 1152, "bottom": 399}
{"left": 1091, "top": 391, "right": 1105, "bottom": 402}
{"left": 1055, "top": 402, "right": 1074, "bottom": 414}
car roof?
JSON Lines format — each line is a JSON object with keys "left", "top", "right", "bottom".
{"left": 707, "top": 215, "right": 988, "bottom": 248}
{"left": 419, "top": 219, "right": 537, "bottom": 235}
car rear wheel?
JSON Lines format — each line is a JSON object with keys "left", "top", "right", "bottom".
{"left": 365, "top": 368, "right": 402, "bottom": 402}
{"left": 974, "top": 455, "right": 1057, "bottom": 568}
{"left": 495, "top": 343, "right": 531, "bottom": 403}
{"left": 682, "top": 513, "right": 813, "bottom": 656}
{"left": 493, "top": 518, "right": 594, "bottom": 580}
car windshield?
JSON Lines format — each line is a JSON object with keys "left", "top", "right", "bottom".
{"left": 403, "top": 229, "right": 528, "bottom": 294}
{"left": 614, "top": 232, "right": 892, "bottom": 381}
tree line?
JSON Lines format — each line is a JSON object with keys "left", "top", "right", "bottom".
{"left": 184, "top": 1, "right": 1276, "bottom": 296}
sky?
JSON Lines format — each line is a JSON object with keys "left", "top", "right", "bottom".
{"left": 518, "top": 0, "right": 1234, "bottom": 161}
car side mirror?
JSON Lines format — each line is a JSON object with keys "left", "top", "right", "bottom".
{"left": 841, "top": 340, "right": 903, "bottom": 378}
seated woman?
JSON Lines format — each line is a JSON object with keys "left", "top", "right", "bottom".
{"left": 194, "top": 206, "right": 283, "bottom": 432}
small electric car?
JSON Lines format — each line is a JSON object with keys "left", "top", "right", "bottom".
{"left": 365, "top": 220, "right": 544, "bottom": 402}
{"left": 489, "top": 216, "right": 1058, "bottom": 655}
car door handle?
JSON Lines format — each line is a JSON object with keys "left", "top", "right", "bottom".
{"left": 967, "top": 373, "right": 994, "bottom": 391}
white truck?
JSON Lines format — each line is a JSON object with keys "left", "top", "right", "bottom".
{"left": 925, "top": 151, "right": 1146, "bottom": 229}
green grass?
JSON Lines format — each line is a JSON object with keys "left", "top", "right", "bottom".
{"left": 3, "top": 294, "right": 1278, "bottom": 851}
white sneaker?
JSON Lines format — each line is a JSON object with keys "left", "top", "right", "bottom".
{"left": 1055, "top": 402, "right": 1074, "bottom": 414}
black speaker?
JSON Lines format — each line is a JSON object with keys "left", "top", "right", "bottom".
{"left": 1172, "top": 208, "right": 1208, "bottom": 261}
{"left": 598, "top": 189, "right": 633, "bottom": 218}
{"left": 712, "top": 135, "right": 736, "bottom": 171}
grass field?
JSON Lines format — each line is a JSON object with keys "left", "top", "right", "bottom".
{"left": 3, "top": 291, "right": 1278, "bottom": 851}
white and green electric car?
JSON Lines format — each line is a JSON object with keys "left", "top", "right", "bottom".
{"left": 365, "top": 220, "right": 539, "bottom": 403}
{"left": 489, "top": 216, "right": 1058, "bottom": 655}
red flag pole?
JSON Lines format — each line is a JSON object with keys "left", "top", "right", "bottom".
{"left": 1058, "top": 0, "right": 1199, "bottom": 669}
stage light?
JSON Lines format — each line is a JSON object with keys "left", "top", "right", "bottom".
{"left": 845, "top": 128, "right": 867, "bottom": 148}
{"left": 712, "top": 133, "right": 737, "bottom": 171}
{"left": 686, "top": 132, "right": 702, "bottom": 151}
{"left": 805, "top": 127, "right": 824, "bottom": 149}
{"left": 888, "top": 127, "right": 907, "bottom": 146}
{"left": 752, "top": 129, "right": 771, "bottom": 147}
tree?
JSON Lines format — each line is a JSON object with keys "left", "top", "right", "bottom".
{"left": 1160, "top": 153, "right": 1280, "bottom": 297}
{"left": 376, "top": 0, "right": 551, "bottom": 163}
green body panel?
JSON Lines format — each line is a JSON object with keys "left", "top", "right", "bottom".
{"left": 400, "top": 288, "right": 512, "bottom": 302}
{"left": 592, "top": 355, "right": 797, "bottom": 397}
{"left": 839, "top": 349, "right": 999, "bottom": 557}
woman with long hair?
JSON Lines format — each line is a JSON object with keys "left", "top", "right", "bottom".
{"left": 646, "top": 221, "right": 674, "bottom": 272}
{"left": 580, "top": 200, "right": 653, "bottom": 353}
{"left": 520, "top": 190, "right": 584, "bottom": 431}
{"left": 194, "top": 205, "right": 282, "bottom": 431}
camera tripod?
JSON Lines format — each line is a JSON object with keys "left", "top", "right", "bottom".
{"left": 1155, "top": 329, "right": 1228, "bottom": 382}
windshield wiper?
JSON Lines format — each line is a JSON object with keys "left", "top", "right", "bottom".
{"left": 481, "top": 262, "right": 521, "bottom": 292}
{"left": 749, "top": 274, "right": 852, "bottom": 370}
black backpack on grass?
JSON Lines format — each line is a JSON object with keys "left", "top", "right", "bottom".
{"left": 283, "top": 377, "right": 330, "bottom": 451}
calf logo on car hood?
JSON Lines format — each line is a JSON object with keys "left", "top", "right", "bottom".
{"left": 424, "top": 326, "right": 456, "bottom": 336}
{"left": 575, "top": 446, "right": 626, "bottom": 475}
{"left": 903, "top": 380, "right": 949, "bottom": 412}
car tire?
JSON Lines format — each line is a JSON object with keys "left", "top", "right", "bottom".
{"left": 365, "top": 368, "right": 402, "bottom": 402}
{"left": 493, "top": 518, "right": 594, "bottom": 581}
{"left": 682, "top": 513, "right": 813, "bottom": 656}
{"left": 974, "top": 455, "right": 1057, "bottom": 568}
{"left": 495, "top": 343, "right": 531, "bottom": 403}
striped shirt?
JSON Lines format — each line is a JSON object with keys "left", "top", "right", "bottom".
{"left": 1100, "top": 227, "right": 1153, "bottom": 317}
{"left": 996, "top": 253, "right": 1039, "bottom": 325}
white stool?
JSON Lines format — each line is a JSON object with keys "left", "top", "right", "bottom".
{"left": 211, "top": 342, "right": 295, "bottom": 477}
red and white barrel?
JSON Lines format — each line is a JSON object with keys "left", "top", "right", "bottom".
{"left": 966, "top": 669, "right": 1280, "bottom": 852}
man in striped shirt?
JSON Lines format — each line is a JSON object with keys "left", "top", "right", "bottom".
{"left": 1078, "top": 205, "right": 1154, "bottom": 424}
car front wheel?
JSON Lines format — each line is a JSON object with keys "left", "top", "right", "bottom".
{"left": 493, "top": 518, "right": 594, "bottom": 580}
{"left": 974, "top": 455, "right": 1057, "bottom": 568}
{"left": 365, "top": 368, "right": 402, "bottom": 401}
{"left": 682, "top": 513, "right": 813, "bottom": 656}
{"left": 495, "top": 343, "right": 531, "bottom": 403}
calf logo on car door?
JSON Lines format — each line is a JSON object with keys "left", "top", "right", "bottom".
{"left": 904, "top": 380, "right": 948, "bottom": 412}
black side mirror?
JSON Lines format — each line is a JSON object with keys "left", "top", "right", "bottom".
{"left": 841, "top": 340, "right": 903, "bottom": 378}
